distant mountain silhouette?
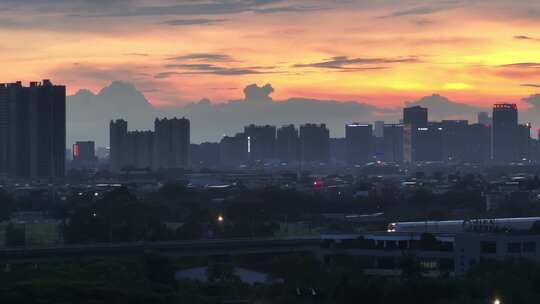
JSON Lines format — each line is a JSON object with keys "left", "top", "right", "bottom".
{"left": 405, "top": 94, "right": 482, "bottom": 122}
{"left": 521, "top": 94, "right": 540, "bottom": 131}
{"left": 177, "top": 84, "right": 385, "bottom": 142}
{"left": 68, "top": 82, "right": 540, "bottom": 147}
{"left": 67, "top": 81, "right": 156, "bottom": 147}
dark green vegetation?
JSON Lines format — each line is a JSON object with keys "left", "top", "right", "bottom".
{"left": 3, "top": 173, "right": 540, "bottom": 245}
{"left": 0, "top": 254, "right": 539, "bottom": 303}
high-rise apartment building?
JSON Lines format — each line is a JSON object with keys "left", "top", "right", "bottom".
{"left": 276, "top": 124, "right": 299, "bottom": 163}
{"left": 345, "top": 123, "right": 373, "bottom": 165}
{"left": 299, "top": 123, "right": 330, "bottom": 162}
{"left": 126, "top": 131, "right": 154, "bottom": 169}
{"left": 190, "top": 142, "right": 220, "bottom": 168}
{"left": 244, "top": 124, "right": 276, "bottom": 161}
{"left": 110, "top": 119, "right": 128, "bottom": 171}
{"left": 154, "top": 117, "right": 190, "bottom": 170}
{"left": 0, "top": 80, "right": 65, "bottom": 179}
{"left": 220, "top": 133, "right": 248, "bottom": 166}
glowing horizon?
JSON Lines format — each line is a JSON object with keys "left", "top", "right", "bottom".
{"left": 2, "top": 0, "right": 540, "bottom": 109}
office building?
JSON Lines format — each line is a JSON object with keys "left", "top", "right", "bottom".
{"left": 299, "top": 124, "right": 330, "bottom": 163}
{"left": 492, "top": 104, "right": 519, "bottom": 162}
{"left": 323, "top": 230, "right": 540, "bottom": 277}
{"left": 403, "top": 106, "right": 428, "bottom": 127}
{"left": 517, "top": 124, "right": 531, "bottom": 161}
{"left": 244, "top": 124, "right": 276, "bottom": 161}
{"left": 382, "top": 124, "right": 404, "bottom": 163}
{"left": 404, "top": 123, "right": 443, "bottom": 162}
{"left": 464, "top": 124, "right": 491, "bottom": 163}
{"left": 0, "top": 80, "right": 65, "bottom": 179}
{"left": 73, "top": 141, "right": 95, "bottom": 162}
{"left": 374, "top": 121, "right": 384, "bottom": 138}
{"left": 276, "top": 124, "right": 299, "bottom": 163}
{"left": 345, "top": 123, "right": 373, "bottom": 165}
{"left": 154, "top": 117, "right": 190, "bottom": 170}
{"left": 329, "top": 138, "right": 347, "bottom": 164}
{"left": 72, "top": 141, "right": 97, "bottom": 167}
{"left": 441, "top": 120, "right": 468, "bottom": 162}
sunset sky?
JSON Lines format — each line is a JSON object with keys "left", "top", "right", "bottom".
{"left": 2, "top": 0, "right": 540, "bottom": 109}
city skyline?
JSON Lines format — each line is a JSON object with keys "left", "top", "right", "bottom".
{"left": 3, "top": 3, "right": 540, "bottom": 301}
{"left": 2, "top": 1, "right": 540, "bottom": 110}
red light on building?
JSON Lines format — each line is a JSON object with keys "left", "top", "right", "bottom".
{"left": 494, "top": 103, "right": 518, "bottom": 110}
{"left": 313, "top": 180, "right": 324, "bottom": 188}
{"left": 73, "top": 143, "right": 79, "bottom": 160}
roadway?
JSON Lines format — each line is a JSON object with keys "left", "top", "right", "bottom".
{"left": 0, "top": 237, "right": 322, "bottom": 263}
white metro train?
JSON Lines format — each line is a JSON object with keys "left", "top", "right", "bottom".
{"left": 387, "top": 217, "right": 540, "bottom": 233}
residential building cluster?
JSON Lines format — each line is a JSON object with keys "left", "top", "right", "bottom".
{"left": 110, "top": 117, "right": 190, "bottom": 171}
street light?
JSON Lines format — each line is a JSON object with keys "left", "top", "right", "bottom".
{"left": 217, "top": 215, "right": 224, "bottom": 223}
{"left": 493, "top": 298, "right": 501, "bottom": 304}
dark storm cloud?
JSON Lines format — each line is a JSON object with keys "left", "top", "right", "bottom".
{"left": 154, "top": 72, "right": 182, "bottom": 79}
{"left": 515, "top": 35, "right": 534, "bottom": 40}
{"left": 0, "top": 0, "right": 131, "bottom": 12}
{"left": 53, "top": 64, "right": 148, "bottom": 82}
{"left": 514, "top": 35, "right": 540, "bottom": 42}
{"left": 158, "top": 69, "right": 263, "bottom": 77}
{"left": 293, "top": 56, "right": 418, "bottom": 70}
{"left": 411, "top": 18, "right": 436, "bottom": 26}
{"left": 378, "top": 1, "right": 461, "bottom": 18}
{"left": 124, "top": 53, "right": 149, "bottom": 56}
{"left": 160, "top": 56, "right": 278, "bottom": 76}
{"left": 99, "top": 0, "right": 288, "bottom": 17}
{"left": 156, "top": 64, "right": 267, "bottom": 77}
{"left": 383, "top": 6, "right": 445, "bottom": 17}
{"left": 253, "top": 4, "right": 323, "bottom": 14}
{"left": 0, "top": 0, "right": 331, "bottom": 21}
{"left": 167, "top": 53, "right": 235, "bottom": 62}
{"left": 499, "top": 62, "right": 540, "bottom": 68}
{"left": 162, "top": 18, "right": 226, "bottom": 26}
{"left": 0, "top": 18, "right": 27, "bottom": 28}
